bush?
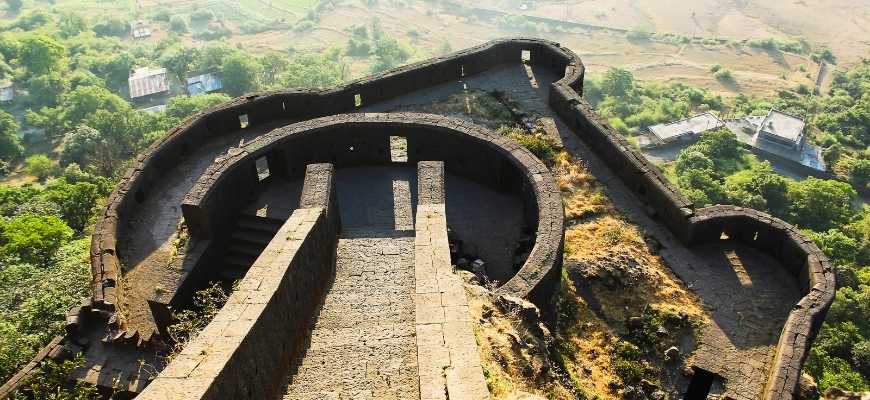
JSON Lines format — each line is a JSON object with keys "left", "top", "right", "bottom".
{"left": 714, "top": 69, "right": 735, "bottom": 84}
{"left": 11, "top": 357, "right": 100, "bottom": 399}
{"left": 190, "top": 9, "right": 215, "bottom": 23}
{"left": 152, "top": 9, "right": 172, "bottom": 22}
{"left": 497, "top": 127, "right": 560, "bottom": 163}
{"left": 169, "top": 16, "right": 188, "bottom": 33}
{"left": 0, "top": 214, "right": 73, "bottom": 264}
{"left": 92, "top": 17, "right": 127, "bottom": 37}
{"left": 167, "top": 282, "right": 230, "bottom": 355}
{"left": 626, "top": 30, "right": 650, "bottom": 42}
{"left": 24, "top": 154, "right": 53, "bottom": 181}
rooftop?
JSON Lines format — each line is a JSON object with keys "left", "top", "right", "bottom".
{"left": 648, "top": 112, "right": 724, "bottom": 141}
{"left": 187, "top": 73, "right": 223, "bottom": 95}
{"left": 129, "top": 67, "right": 168, "bottom": 99}
{"left": 758, "top": 109, "right": 805, "bottom": 142}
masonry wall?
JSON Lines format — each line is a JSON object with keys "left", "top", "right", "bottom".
{"left": 180, "top": 114, "right": 564, "bottom": 313}
{"left": 414, "top": 161, "right": 490, "bottom": 400}
{"left": 61, "top": 37, "right": 834, "bottom": 400}
{"left": 136, "top": 163, "right": 339, "bottom": 400}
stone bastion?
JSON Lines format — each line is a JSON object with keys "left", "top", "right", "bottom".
{"left": 0, "top": 38, "right": 835, "bottom": 400}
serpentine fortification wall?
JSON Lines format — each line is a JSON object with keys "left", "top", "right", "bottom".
{"left": 2, "top": 38, "right": 834, "bottom": 400}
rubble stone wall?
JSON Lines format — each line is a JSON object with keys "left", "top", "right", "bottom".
{"left": 136, "top": 163, "right": 339, "bottom": 400}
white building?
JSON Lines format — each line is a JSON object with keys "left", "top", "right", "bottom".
{"left": 755, "top": 109, "right": 806, "bottom": 151}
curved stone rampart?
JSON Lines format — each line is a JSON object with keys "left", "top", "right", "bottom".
{"left": 0, "top": 37, "right": 831, "bottom": 399}
{"left": 180, "top": 113, "right": 564, "bottom": 309}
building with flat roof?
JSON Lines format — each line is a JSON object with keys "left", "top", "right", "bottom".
{"left": 187, "top": 73, "right": 223, "bottom": 95}
{"left": 756, "top": 109, "right": 806, "bottom": 150}
{"left": 647, "top": 112, "right": 724, "bottom": 144}
{"left": 129, "top": 67, "right": 169, "bottom": 99}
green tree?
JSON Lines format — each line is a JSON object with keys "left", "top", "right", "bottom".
{"left": 169, "top": 16, "right": 188, "bottom": 33}
{"left": 845, "top": 158, "right": 870, "bottom": 188}
{"left": 674, "top": 150, "right": 714, "bottom": 176}
{"left": 259, "top": 52, "right": 289, "bottom": 88}
{"left": 282, "top": 52, "right": 348, "bottom": 89}
{"left": 17, "top": 35, "right": 66, "bottom": 75}
{"left": 62, "top": 85, "right": 130, "bottom": 129}
{"left": 678, "top": 168, "right": 724, "bottom": 206}
{"left": 0, "top": 110, "right": 22, "bottom": 162}
{"left": 788, "top": 178, "right": 856, "bottom": 231}
{"left": 724, "top": 162, "right": 789, "bottom": 216}
{"left": 42, "top": 180, "right": 100, "bottom": 232}
{"left": 24, "top": 155, "right": 53, "bottom": 181}
{"left": 160, "top": 46, "right": 199, "bottom": 87}
{"left": 58, "top": 12, "right": 88, "bottom": 38}
{"left": 369, "top": 32, "right": 410, "bottom": 74}
{"left": 26, "top": 71, "right": 68, "bottom": 108}
{"left": 92, "top": 17, "right": 127, "bottom": 37}
{"left": 0, "top": 215, "right": 73, "bottom": 264}
{"left": 220, "top": 53, "right": 260, "bottom": 96}
{"left": 601, "top": 68, "right": 634, "bottom": 98}
{"left": 808, "top": 229, "right": 859, "bottom": 266}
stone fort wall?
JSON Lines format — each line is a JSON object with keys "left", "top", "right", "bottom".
{"left": 178, "top": 113, "right": 564, "bottom": 312}
{"left": 2, "top": 38, "right": 834, "bottom": 400}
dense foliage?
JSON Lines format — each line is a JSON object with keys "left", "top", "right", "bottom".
{"left": 583, "top": 68, "right": 724, "bottom": 135}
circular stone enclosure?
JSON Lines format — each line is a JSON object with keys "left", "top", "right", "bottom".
{"left": 181, "top": 113, "right": 565, "bottom": 305}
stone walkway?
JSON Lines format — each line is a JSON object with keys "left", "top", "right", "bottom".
{"left": 283, "top": 234, "right": 419, "bottom": 400}
{"left": 283, "top": 166, "right": 420, "bottom": 400}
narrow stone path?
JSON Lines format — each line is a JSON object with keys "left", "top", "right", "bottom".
{"left": 284, "top": 167, "right": 420, "bottom": 399}
{"left": 283, "top": 234, "right": 419, "bottom": 400}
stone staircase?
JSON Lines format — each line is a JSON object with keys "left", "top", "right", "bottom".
{"left": 220, "top": 214, "right": 285, "bottom": 281}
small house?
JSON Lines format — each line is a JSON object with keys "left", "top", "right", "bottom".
{"left": 129, "top": 67, "right": 169, "bottom": 100}
{"left": 755, "top": 109, "right": 806, "bottom": 150}
{"left": 187, "top": 73, "right": 223, "bottom": 96}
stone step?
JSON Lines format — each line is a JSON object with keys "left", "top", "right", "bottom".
{"left": 236, "top": 215, "right": 284, "bottom": 233}
{"left": 224, "top": 253, "right": 257, "bottom": 269}
{"left": 228, "top": 241, "right": 265, "bottom": 257}
{"left": 230, "top": 229, "right": 276, "bottom": 246}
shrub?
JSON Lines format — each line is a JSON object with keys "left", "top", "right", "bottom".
{"left": 714, "top": 69, "right": 735, "bottom": 84}
{"left": 11, "top": 357, "right": 99, "bottom": 399}
{"left": 24, "top": 154, "right": 53, "bottom": 181}
{"left": 167, "top": 282, "right": 230, "bottom": 356}
{"left": 626, "top": 30, "right": 650, "bottom": 42}
{"left": 92, "top": 17, "right": 127, "bottom": 37}
{"left": 190, "top": 9, "right": 215, "bottom": 23}
{"left": 152, "top": 9, "right": 172, "bottom": 22}
{"left": 0, "top": 214, "right": 73, "bottom": 264}
{"left": 169, "top": 16, "right": 188, "bottom": 33}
